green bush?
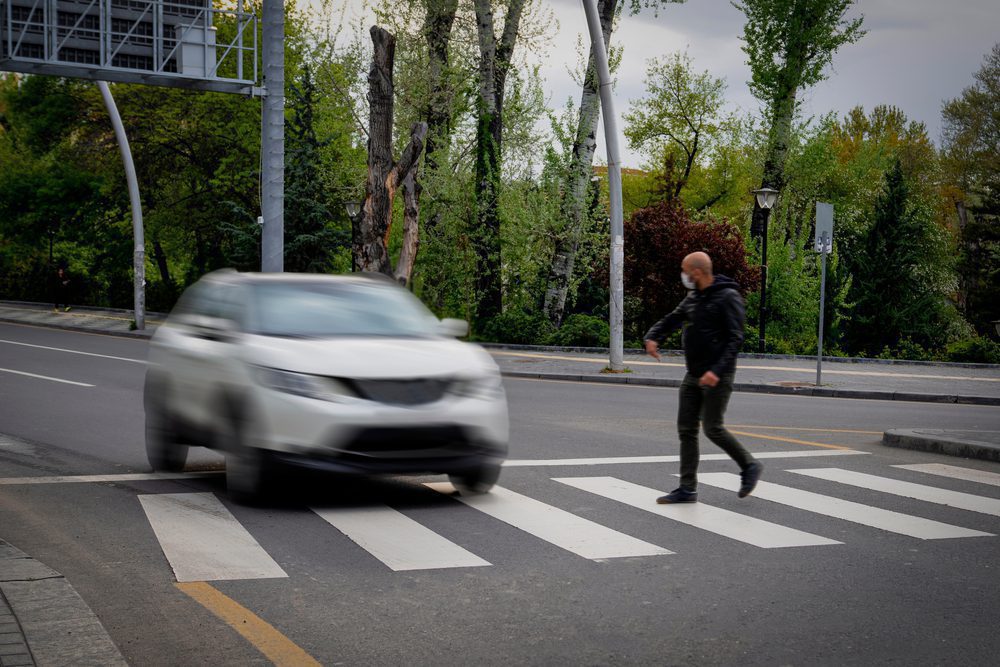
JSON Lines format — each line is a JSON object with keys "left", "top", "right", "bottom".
{"left": 548, "top": 314, "right": 610, "bottom": 347}
{"left": 944, "top": 337, "right": 1000, "bottom": 364}
{"left": 876, "top": 338, "right": 937, "bottom": 362}
{"left": 478, "top": 309, "right": 554, "bottom": 345}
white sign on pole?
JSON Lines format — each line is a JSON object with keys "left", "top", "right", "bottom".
{"left": 814, "top": 202, "right": 834, "bottom": 386}
{"left": 815, "top": 202, "right": 834, "bottom": 253}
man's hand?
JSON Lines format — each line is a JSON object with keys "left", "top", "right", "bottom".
{"left": 699, "top": 370, "right": 719, "bottom": 387}
{"left": 644, "top": 339, "right": 661, "bottom": 361}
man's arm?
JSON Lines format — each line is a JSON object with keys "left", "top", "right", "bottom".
{"left": 643, "top": 298, "right": 690, "bottom": 359}
{"left": 709, "top": 289, "right": 745, "bottom": 377}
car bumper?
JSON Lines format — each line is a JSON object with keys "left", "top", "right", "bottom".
{"left": 248, "top": 388, "right": 509, "bottom": 474}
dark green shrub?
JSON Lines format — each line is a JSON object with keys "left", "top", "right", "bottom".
{"left": 479, "top": 309, "right": 554, "bottom": 345}
{"left": 944, "top": 337, "right": 1000, "bottom": 364}
{"left": 548, "top": 314, "right": 609, "bottom": 347}
{"left": 876, "top": 338, "right": 937, "bottom": 362}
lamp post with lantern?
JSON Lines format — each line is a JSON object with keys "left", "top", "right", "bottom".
{"left": 752, "top": 187, "right": 778, "bottom": 354}
{"left": 345, "top": 201, "right": 361, "bottom": 272}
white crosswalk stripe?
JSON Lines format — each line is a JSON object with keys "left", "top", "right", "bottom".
{"left": 893, "top": 463, "right": 1000, "bottom": 488}
{"left": 425, "top": 482, "right": 673, "bottom": 560}
{"left": 790, "top": 468, "right": 1000, "bottom": 517}
{"left": 138, "top": 493, "right": 288, "bottom": 582}
{"left": 696, "top": 473, "right": 993, "bottom": 540}
{"left": 131, "top": 459, "right": 1000, "bottom": 577}
{"left": 311, "top": 505, "right": 491, "bottom": 571}
{"left": 554, "top": 477, "right": 841, "bottom": 548}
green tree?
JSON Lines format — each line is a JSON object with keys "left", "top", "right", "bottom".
{"left": 624, "top": 51, "right": 728, "bottom": 200}
{"left": 283, "top": 64, "right": 348, "bottom": 273}
{"left": 847, "top": 159, "right": 956, "bottom": 355}
{"left": 733, "top": 0, "right": 865, "bottom": 239}
{"left": 942, "top": 43, "right": 1000, "bottom": 337}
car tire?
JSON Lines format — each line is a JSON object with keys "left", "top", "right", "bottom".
{"left": 448, "top": 462, "right": 501, "bottom": 495}
{"left": 220, "top": 400, "right": 273, "bottom": 504}
{"left": 145, "top": 393, "right": 188, "bottom": 472}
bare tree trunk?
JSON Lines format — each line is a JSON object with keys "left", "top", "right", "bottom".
{"left": 152, "top": 238, "right": 171, "bottom": 285}
{"left": 396, "top": 168, "right": 421, "bottom": 286}
{"left": 473, "top": 0, "right": 527, "bottom": 325}
{"left": 423, "top": 0, "right": 459, "bottom": 171}
{"left": 955, "top": 199, "right": 970, "bottom": 313}
{"left": 542, "top": 0, "right": 616, "bottom": 326}
{"left": 356, "top": 26, "right": 428, "bottom": 277}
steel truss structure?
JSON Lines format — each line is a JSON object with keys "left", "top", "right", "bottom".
{"left": 0, "top": 0, "right": 259, "bottom": 95}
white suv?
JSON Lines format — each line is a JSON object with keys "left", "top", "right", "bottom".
{"left": 144, "top": 270, "right": 509, "bottom": 502}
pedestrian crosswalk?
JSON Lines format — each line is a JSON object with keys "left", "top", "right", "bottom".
{"left": 131, "top": 458, "right": 1000, "bottom": 580}
{"left": 553, "top": 477, "right": 841, "bottom": 548}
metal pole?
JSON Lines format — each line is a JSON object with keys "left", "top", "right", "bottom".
{"left": 97, "top": 80, "right": 145, "bottom": 330}
{"left": 816, "top": 234, "right": 828, "bottom": 386}
{"left": 261, "top": 0, "right": 284, "bottom": 272}
{"left": 758, "top": 208, "right": 770, "bottom": 354}
{"left": 582, "top": 0, "right": 624, "bottom": 371}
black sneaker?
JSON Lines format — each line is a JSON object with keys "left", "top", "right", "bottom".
{"left": 738, "top": 462, "right": 763, "bottom": 498}
{"left": 656, "top": 488, "right": 698, "bottom": 504}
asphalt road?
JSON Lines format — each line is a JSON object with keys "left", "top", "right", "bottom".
{"left": 2, "top": 322, "right": 1000, "bottom": 665}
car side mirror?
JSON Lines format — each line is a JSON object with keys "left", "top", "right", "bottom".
{"left": 181, "top": 314, "right": 239, "bottom": 342}
{"left": 439, "top": 318, "right": 469, "bottom": 338}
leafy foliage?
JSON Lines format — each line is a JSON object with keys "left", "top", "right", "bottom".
{"left": 623, "top": 200, "right": 759, "bottom": 339}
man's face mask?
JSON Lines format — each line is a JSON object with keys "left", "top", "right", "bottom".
{"left": 681, "top": 271, "right": 696, "bottom": 290}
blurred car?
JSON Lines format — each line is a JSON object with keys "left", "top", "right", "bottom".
{"left": 144, "top": 270, "right": 509, "bottom": 502}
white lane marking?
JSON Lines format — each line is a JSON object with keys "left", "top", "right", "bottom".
{"left": 697, "top": 473, "right": 993, "bottom": 540}
{"left": 503, "top": 449, "right": 866, "bottom": 467}
{"left": 554, "top": 477, "right": 841, "bottom": 549}
{"left": 0, "top": 472, "right": 220, "bottom": 485}
{"left": 425, "top": 482, "right": 672, "bottom": 560}
{"left": 312, "top": 505, "right": 491, "bottom": 571}
{"left": 893, "top": 464, "right": 1000, "bottom": 488}
{"left": 0, "top": 367, "right": 94, "bottom": 387}
{"left": 493, "top": 351, "right": 1000, "bottom": 382}
{"left": 0, "top": 451, "right": 863, "bottom": 485}
{"left": 0, "top": 338, "right": 147, "bottom": 363}
{"left": 790, "top": 469, "right": 1000, "bottom": 517}
{"left": 138, "top": 493, "right": 287, "bottom": 582}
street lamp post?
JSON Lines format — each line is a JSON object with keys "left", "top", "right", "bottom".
{"left": 346, "top": 201, "right": 361, "bottom": 272}
{"left": 752, "top": 187, "right": 778, "bottom": 354}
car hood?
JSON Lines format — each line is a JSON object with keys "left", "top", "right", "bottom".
{"left": 240, "top": 336, "right": 499, "bottom": 379}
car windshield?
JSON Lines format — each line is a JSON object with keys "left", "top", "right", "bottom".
{"left": 250, "top": 281, "right": 441, "bottom": 338}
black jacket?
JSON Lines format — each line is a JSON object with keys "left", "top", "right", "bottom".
{"left": 643, "top": 274, "right": 745, "bottom": 378}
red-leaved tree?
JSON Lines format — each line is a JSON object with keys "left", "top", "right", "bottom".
{"left": 625, "top": 200, "right": 759, "bottom": 338}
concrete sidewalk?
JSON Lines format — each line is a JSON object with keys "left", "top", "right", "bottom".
{"left": 0, "top": 540, "right": 126, "bottom": 666}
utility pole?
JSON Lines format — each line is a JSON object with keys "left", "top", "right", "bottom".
{"left": 261, "top": 0, "right": 284, "bottom": 272}
{"left": 98, "top": 81, "right": 145, "bottom": 330}
{"left": 582, "top": 0, "right": 623, "bottom": 371}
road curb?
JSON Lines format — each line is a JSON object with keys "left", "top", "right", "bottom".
{"left": 0, "top": 316, "right": 154, "bottom": 340}
{"left": 882, "top": 429, "right": 1000, "bottom": 462}
{"left": 0, "top": 539, "right": 127, "bottom": 666}
{"left": 500, "top": 371, "right": 1000, "bottom": 406}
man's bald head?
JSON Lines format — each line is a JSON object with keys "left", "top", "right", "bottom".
{"left": 682, "top": 251, "right": 713, "bottom": 274}
{"left": 681, "top": 252, "right": 714, "bottom": 290}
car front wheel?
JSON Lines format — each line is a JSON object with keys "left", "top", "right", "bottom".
{"left": 145, "top": 397, "right": 188, "bottom": 472}
{"left": 220, "top": 402, "right": 274, "bottom": 504}
{"left": 448, "top": 462, "right": 501, "bottom": 495}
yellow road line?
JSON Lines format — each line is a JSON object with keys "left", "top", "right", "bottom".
{"left": 491, "top": 351, "right": 1000, "bottom": 382}
{"left": 176, "top": 582, "right": 321, "bottom": 667}
{"left": 728, "top": 425, "right": 882, "bottom": 435}
{"left": 728, "top": 430, "right": 852, "bottom": 451}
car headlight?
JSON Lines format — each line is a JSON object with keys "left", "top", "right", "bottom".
{"left": 252, "top": 366, "right": 356, "bottom": 402}
{"left": 449, "top": 374, "right": 505, "bottom": 400}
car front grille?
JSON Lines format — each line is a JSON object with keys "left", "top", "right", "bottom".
{"left": 343, "top": 378, "right": 451, "bottom": 406}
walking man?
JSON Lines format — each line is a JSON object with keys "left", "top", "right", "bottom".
{"left": 643, "top": 251, "right": 762, "bottom": 503}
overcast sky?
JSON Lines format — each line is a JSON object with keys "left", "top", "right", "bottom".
{"left": 331, "top": 0, "right": 999, "bottom": 169}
